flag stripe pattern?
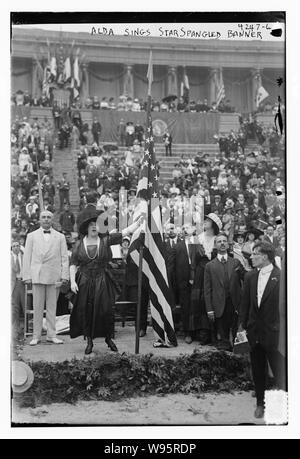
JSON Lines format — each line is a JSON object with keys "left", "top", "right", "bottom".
{"left": 216, "top": 68, "right": 225, "bottom": 107}
{"left": 129, "top": 77, "right": 177, "bottom": 346}
{"left": 255, "top": 74, "right": 269, "bottom": 107}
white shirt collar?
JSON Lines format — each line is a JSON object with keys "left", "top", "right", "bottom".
{"left": 259, "top": 263, "right": 273, "bottom": 275}
{"left": 217, "top": 253, "right": 228, "bottom": 262}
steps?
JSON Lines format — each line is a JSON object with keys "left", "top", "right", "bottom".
{"left": 155, "top": 144, "right": 219, "bottom": 182}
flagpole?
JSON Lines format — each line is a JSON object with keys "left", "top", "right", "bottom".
{"left": 135, "top": 50, "right": 153, "bottom": 354}
{"left": 135, "top": 241, "right": 144, "bottom": 354}
{"left": 35, "top": 151, "right": 44, "bottom": 211}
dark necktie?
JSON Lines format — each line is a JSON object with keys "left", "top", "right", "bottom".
{"left": 15, "top": 256, "right": 21, "bottom": 274}
{"left": 43, "top": 230, "right": 51, "bottom": 234}
{"left": 221, "top": 256, "right": 230, "bottom": 296}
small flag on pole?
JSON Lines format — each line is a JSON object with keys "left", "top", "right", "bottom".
{"left": 256, "top": 85, "right": 269, "bottom": 107}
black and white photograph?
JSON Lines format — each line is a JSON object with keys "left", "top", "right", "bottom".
{"left": 4, "top": 5, "right": 298, "bottom": 437}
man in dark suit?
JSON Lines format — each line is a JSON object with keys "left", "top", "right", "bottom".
{"left": 204, "top": 232, "right": 245, "bottom": 350}
{"left": 239, "top": 241, "right": 286, "bottom": 419}
{"left": 163, "top": 223, "right": 178, "bottom": 315}
{"left": 91, "top": 118, "right": 102, "bottom": 145}
{"left": 263, "top": 225, "right": 279, "bottom": 249}
{"left": 174, "top": 228, "right": 197, "bottom": 343}
{"left": 163, "top": 131, "right": 173, "bottom": 157}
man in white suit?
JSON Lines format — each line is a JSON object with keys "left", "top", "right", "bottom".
{"left": 23, "top": 210, "right": 69, "bottom": 346}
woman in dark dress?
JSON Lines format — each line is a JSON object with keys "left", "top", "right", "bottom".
{"left": 70, "top": 208, "right": 143, "bottom": 355}
{"left": 189, "top": 213, "right": 222, "bottom": 345}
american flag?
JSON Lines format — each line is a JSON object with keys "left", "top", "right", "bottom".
{"left": 128, "top": 53, "right": 177, "bottom": 347}
{"left": 216, "top": 68, "right": 225, "bottom": 107}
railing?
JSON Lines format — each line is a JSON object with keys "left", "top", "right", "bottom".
{"left": 11, "top": 106, "right": 241, "bottom": 143}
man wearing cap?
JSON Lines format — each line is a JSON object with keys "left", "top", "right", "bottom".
{"left": 23, "top": 210, "right": 69, "bottom": 346}
{"left": 204, "top": 232, "right": 245, "bottom": 350}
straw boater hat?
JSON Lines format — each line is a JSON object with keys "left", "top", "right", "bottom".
{"left": 12, "top": 361, "right": 34, "bottom": 394}
{"left": 205, "top": 213, "right": 222, "bottom": 234}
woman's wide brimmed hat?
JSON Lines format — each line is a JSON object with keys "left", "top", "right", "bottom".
{"left": 245, "top": 226, "right": 264, "bottom": 240}
{"left": 77, "top": 207, "right": 101, "bottom": 235}
{"left": 233, "top": 230, "right": 246, "bottom": 242}
{"left": 204, "top": 213, "right": 222, "bottom": 233}
{"left": 12, "top": 361, "right": 34, "bottom": 393}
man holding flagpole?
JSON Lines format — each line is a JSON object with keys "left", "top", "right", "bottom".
{"left": 128, "top": 51, "right": 177, "bottom": 350}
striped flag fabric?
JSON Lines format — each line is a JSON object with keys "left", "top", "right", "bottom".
{"left": 216, "top": 68, "right": 225, "bottom": 107}
{"left": 255, "top": 72, "right": 269, "bottom": 108}
{"left": 128, "top": 53, "right": 177, "bottom": 347}
{"left": 146, "top": 50, "right": 153, "bottom": 96}
{"left": 180, "top": 72, "right": 190, "bottom": 104}
{"left": 63, "top": 56, "right": 72, "bottom": 83}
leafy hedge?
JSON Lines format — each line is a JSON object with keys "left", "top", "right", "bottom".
{"left": 17, "top": 350, "right": 253, "bottom": 407}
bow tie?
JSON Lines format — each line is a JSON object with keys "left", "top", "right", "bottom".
{"left": 43, "top": 230, "right": 51, "bottom": 234}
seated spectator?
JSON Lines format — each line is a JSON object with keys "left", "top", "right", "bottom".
{"left": 18, "top": 147, "right": 31, "bottom": 173}
{"left": 100, "top": 97, "right": 109, "bottom": 109}
{"left": 85, "top": 96, "right": 93, "bottom": 109}
{"left": 152, "top": 99, "right": 160, "bottom": 112}
{"left": 189, "top": 100, "right": 197, "bottom": 112}
{"left": 125, "top": 97, "right": 133, "bottom": 111}
{"left": 195, "top": 99, "right": 204, "bottom": 112}
{"left": 132, "top": 98, "right": 141, "bottom": 112}
{"left": 117, "top": 96, "right": 126, "bottom": 111}
{"left": 108, "top": 97, "right": 116, "bottom": 110}
{"left": 160, "top": 101, "right": 169, "bottom": 112}
{"left": 92, "top": 96, "right": 100, "bottom": 110}
{"left": 40, "top": 154, "right": 53, "bottom": 174}
{"left": 132, "top": 141, "right": 141, "bottom": 155}
{"left": 211, "top": 194, "right": 224, "bottom": 214}
{"left": 11, "top": 158, "right": 20, "bottom": 181}
{"left": 202, "top": 98, "right": 210, "bottom": 112}
{"left": 172, "top": 164, "right": 182, "bottom": 181}
{"left": 177, "top": 97, "right": 186, "bottom": 112}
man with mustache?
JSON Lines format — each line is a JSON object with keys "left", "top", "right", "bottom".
{"left": 204, "top": 232, "right": 245, "bottom": 350}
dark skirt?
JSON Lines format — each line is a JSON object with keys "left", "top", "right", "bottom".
{"left": 70, "top": 267, "right": 119, "bottom": 339}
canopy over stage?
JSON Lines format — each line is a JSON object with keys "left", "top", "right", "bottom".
{"left": 11, "top": 28, "right": 284, "bottom": 114}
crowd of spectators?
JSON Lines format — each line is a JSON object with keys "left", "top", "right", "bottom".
{"left": 11, "top": 89, "right": 285, "bottom": 252}
{"left": 12, "top": 89, "right": 236, "bottom": 114}
{"left": 11, "top": 115, "right": 57, "bottom": 243}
